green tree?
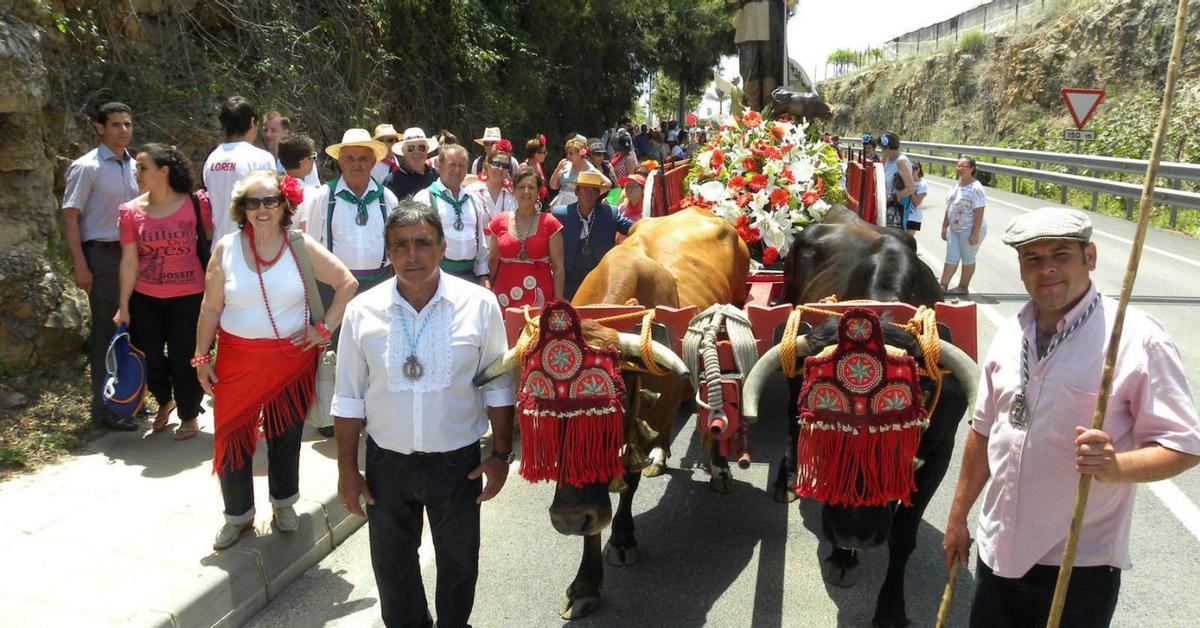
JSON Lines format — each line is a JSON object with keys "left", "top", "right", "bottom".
{"left": 648, "top": 0, "right": 736, "bottom": 124}
{"left": 650, "top": 71, "right": 706, "bottom": 122}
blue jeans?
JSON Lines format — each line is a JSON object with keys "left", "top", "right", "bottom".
{"left": 970, "top": 559, "right": 1120, "bottom": 627}
{"left": 365, "top": 438, "right": 482, "bottom": 628}
{"left": 945, "top": 224, "right": 987, "bottom": 265}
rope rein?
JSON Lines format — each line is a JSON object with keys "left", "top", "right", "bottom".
{"left": 778, "top": 297, "right": 947, "bottom": 417}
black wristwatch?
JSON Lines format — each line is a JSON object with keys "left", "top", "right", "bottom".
{"left": 491, "top": 449, "right": 514, "bottom": 464}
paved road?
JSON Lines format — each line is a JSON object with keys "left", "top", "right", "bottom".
{"left": 249, "top": 177, "right": 1200, "bottom": 627}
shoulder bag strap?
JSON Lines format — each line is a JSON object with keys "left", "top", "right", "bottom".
{"left": 288, "top": 229, "right": 326, "bottom": 323}
{"left": 377, "top": 181, "right": 389, "bottom": 266}
{"left": 189, "top": 193, "right": 210, "bottom": 265}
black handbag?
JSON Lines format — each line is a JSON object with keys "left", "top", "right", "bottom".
{"left": 190, "top": 192, "right": 211, "bottom": 270}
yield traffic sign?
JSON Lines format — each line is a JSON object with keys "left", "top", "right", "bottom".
{"left": 1061, "top": 88, "right": 1106, "bottom": 129}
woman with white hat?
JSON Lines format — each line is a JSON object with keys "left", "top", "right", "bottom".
{"left": 471, "top": 126, "right": 515, "bottom": 177}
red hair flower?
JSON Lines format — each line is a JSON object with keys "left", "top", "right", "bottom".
{"left": 770, "top": 188, "right": 790, "bottom": 208}
{"left": 801, "top": 190, "right": 821, "bottom": 206}
{"left": 762, "top": 246, "right": 779, "bottom": 265}
{"left": 279, "top": 175, "right": 305, "bottom": 207}
{"left": 748, "top": 173, "right": 768, "bottom": 192}
{"left": 728, "top": 175, "right": 747, "bottom": 190}
{"left": 495, "top": 139, "right": 513, "bottom": 154}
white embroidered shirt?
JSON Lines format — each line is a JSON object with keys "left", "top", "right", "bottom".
{"left": 331, "top": 272, "right": 515, "bottom": 454}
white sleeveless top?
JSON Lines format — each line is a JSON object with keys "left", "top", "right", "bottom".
{"left": 218, "top": 231, "right": 307, "bottom": 339}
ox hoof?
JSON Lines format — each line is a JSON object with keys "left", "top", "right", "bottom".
{"left": 770, "top": 484, "right": 798, "bottom": 504}
{"left": 709, "top": 472, "right": 734, "bottom": 494}
{"left": 604, "top": 540, "right": 641, "bottom": 566}
{"left": 642, "top": 461, "right": 666, "bottom": 477}
{"left": 559, "top": 594, "right": 601, "bottom": 620}
{"left": 822, "top": 554, "right": 860, "bottom": 588}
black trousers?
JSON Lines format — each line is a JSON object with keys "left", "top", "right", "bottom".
{"left": 128, "top": 291, "right": 204, "bottom": 420}
{"left": 365, "top": 438, "right": 482, "bottom": 628}
{"left": 217, "top": 416, "right": 305, "bottom": 520}
{"left": 970, "top": 559, "right": 1121, "bottom": 628}
{"left": 84, "top": 243, "right": 121, "bottom": 414}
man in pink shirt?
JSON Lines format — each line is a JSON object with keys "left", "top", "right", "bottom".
{"left": 943, "top": 208, "right": 1200, "bottom": 627}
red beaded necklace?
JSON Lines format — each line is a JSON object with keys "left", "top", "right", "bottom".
{"left": 246, "top": 227, "right": 309, "bottom": 357}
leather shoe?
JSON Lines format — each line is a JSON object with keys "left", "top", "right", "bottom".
{"left": 272, "top": 506, "right": 299, "bottom": 533}
{"left": 316, "top": 426, "right": 334, "bottom": 438}
{"left": 213, "top": 521, "right": 253, "bottom": 550}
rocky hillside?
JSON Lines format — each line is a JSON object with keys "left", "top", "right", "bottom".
{"left": 819, "top": 0, "right": 1200, "bottom": 222}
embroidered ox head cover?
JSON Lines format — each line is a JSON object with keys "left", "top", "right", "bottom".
{"left": 517, "top": 300, "right": 626, "bottom": 488}
{"left": 794, "top": 307, "right": 927, "bottom": 507}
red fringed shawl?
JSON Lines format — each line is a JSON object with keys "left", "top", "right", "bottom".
{"left": 211, "top": 330, "right": 317, "bottom": 474}
{"left": 517, "top": 301, "right": 626, "bottom": 488}
{"left": 794, "top": 308, "right": 927, "bottom": 507}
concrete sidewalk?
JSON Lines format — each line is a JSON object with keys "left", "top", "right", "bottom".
{"left": 0, "top": 406, "right": 364, "bottom": 627}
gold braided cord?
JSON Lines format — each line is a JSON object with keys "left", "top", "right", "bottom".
{"left": 515, "top": 306, "right": 669, "bottom": 375}
{"left": 778, "top": 300, "right": 948, "bottom": 417}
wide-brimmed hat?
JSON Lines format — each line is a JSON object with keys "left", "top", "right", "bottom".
{"left": 576, "top": 171, "right": 605, "bottom": 188}
{"left": 325, "top": 128, "right": 387, "bottom": 161}
{"left": 373, "top": 124, "right": 400, "bottom": 141}
{"left": 393, "top": 127, "right": 440, "bottom": 156}
{"left": 619, "top": 174, "right": 646, "bottom": 188}
{"left": 475, "top": 127, "right": 503, "bottom": 146}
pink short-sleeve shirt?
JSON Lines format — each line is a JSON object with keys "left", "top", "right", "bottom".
{"left": 972, "top": 283, "right": 1200, "bottom": 578}
{"left": 118, "top": 191, "right": 214, "bottom": 298}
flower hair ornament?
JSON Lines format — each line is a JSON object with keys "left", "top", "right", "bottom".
{"left": 495, "top": 139, "right": 513, "bottom": 154}
{"left": 279, "top": 175, "right": 305, "bottom": 207}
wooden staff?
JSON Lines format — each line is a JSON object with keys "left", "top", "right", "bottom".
{"left": 1046, "top": 0, "right": 1191, "bottom": 625}
{"left": 934, "top": 557, "right": 962, "bottom": 628}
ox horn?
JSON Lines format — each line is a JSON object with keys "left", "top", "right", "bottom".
{"left": 472, "top": 333, "right": 688, "bottom": 387}
{"left": 741, "top": 336, "right": 811, "bottom": 422}
{"left": 937, "top": 340, "right": 980, "bottom": 421}
{"left": 616, "top": 333, "right": 689, "bottom": 378}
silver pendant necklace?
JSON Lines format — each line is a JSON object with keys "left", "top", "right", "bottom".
{"left": 1011, "top": 293, "right": 1100, "bottom": 429}
{"left": 398, "top": 307, "right": 435, "bottom": 380}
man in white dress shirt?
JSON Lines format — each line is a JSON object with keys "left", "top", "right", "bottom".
{"left": 413, "top": 144, "right": 489, "bottom": 285}
{"left": 333, "top": 200, "right": 515, "bottom": 628}
{"left": 202, "top": 96, "right": 277, "bottom": 246}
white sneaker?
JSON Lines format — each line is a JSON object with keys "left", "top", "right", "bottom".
{"left": 213, "top": 521, "right": 252, "bottom": 550}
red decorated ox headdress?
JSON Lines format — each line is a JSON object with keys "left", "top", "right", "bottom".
{"left": 794, "top": 308, "right": 927, "bottom": 506}
{"left": 517, "top": 301, "right": 626, "bottom": 488}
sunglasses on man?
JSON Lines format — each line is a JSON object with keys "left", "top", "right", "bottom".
{"left": 404, "top": 144, "right": 427, "bottom": 153}
{"left": 242, "top": 196, "right": 282, "bottom": 210}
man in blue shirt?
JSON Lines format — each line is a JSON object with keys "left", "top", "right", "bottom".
{"left": 552, "top": 171, "right": 631, "bottom": 299}
{"left": 61, "top": 102, "right": 140, "bottom": 430}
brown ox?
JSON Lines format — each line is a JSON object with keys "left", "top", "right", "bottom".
{"left": 541, "top": 206, "right": 750, "bottom": 618}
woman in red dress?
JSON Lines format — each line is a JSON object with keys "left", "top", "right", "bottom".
{"left": 488, "top": 166, "right": 564, "bottom": 308}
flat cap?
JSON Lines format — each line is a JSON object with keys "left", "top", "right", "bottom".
{"left": 1002, "top": 207, "right": 1092, "bottom": 247}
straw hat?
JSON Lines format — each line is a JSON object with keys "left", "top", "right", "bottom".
{"left": 325, "top": 128, "right": 388, "bottom": 161}
{"left": 576, "top": 171, "right": 605, "bottom": 188}
{"left": 372, "top": 124, "right": 400, "bottom": 141}
{"left": 394, "top": 127, "right": 440, "bottom": 156}
{"left": 475, "top": 126, "right": 503, "bottom": 146}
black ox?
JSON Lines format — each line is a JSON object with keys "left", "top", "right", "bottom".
{"left": 743, "top": 206, "right": 979, "bottom": 627}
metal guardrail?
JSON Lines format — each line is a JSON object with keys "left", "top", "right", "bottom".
{"left": 839, "top": 138, "right": 1200, "bottom": 225}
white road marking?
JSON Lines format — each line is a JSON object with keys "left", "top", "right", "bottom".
{"left": 925, "top": 178, "right": 1200, "bottom": 270}
{"left": 1149, "top": 480, "right": 1200, "bottom": 544}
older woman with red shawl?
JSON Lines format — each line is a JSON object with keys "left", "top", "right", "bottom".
{"left": 194, "top": 170, "right": 356, "bottom": 550}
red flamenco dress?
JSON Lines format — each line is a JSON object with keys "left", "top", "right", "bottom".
{"left": 489, "top": 211, "right": 562, "bottom": 309}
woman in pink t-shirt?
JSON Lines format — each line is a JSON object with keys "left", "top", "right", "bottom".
{"left": 116, "top": 143, "right": 214, "bottom": 439}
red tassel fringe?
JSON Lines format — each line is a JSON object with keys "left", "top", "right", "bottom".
{"left": 793, "top": 411, "right": 924, "bottom": 507}
{"left": 518, "top": 398, "right": 624, "bottom": 488}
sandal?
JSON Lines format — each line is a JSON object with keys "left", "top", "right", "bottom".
{"left": 173, "top": 419, "right": 199, "bottom": 441}
{"left": 151, "top": 400, "right": 176, "bottom": 432}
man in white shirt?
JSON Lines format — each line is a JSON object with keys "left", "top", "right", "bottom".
{"left": 413, "top": 145, "right": 489, "bottom": 284}
{"left": 262, "top": 110, "right": 289, "bottom": 173}
{"left": 202, "top": 96, "right": 277, "bottom": 246}
{"left": 334, "top": 200, "right": 514, "bottom": 628}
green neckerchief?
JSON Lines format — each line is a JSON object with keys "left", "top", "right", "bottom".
{"left": 336, "top": 182, "right": 384, "bottom": 226}
{"left": 432, "top": 182, "right": 469, "bottom": 231}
